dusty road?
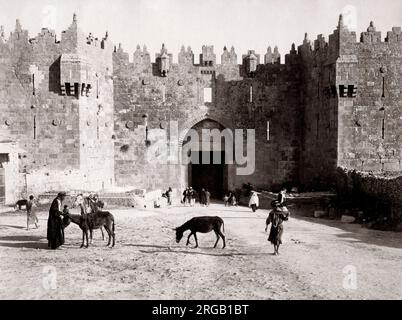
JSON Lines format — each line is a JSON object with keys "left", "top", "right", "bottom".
{"left": 0, "top": 203, "right": 402, "bottom": 300}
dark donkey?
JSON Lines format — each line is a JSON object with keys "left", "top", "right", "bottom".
{"left": 175, "top": 216, "right": 226, "bottom": 249}
{"left": 70, "top": 195, "right": 115, "bottom": 248}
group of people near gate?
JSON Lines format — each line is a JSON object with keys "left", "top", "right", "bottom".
{"left": 181, "top": 187, "right": 211, "bottom": 207}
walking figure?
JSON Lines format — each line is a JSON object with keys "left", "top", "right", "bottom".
{"left": 272, "top": 187, "right": 287, "bottom": 208}
{"left": 248, "top": 191, "right": 259, "bottom": 212}
{"left": 200, "top": 188, "right": 206, "bottom": 206}
{"left": 223, "top": 194, "right": 229, "bottom": 206}
{"left": 189, "top": 187, "right": 196, "bottom": 207}
{"left": 164, "top": 187, "right": 173, "bottom": 206}
{"left": 205, "top": 189, "right": 211, "bottom": 207}
{"left": 266, "top": 201, "right": 290, "bottom": 255}
{"left": 182, "top": 188, "right": 190, "bottom": 206}
{"left": 26, "top": 195, "right": 39, "bottom": 230}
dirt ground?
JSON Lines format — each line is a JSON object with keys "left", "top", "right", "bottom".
{"left": 1, "top": 202, "right": 402, "bottom": 300}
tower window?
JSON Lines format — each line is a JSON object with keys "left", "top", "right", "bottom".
{"left": 204, "top": 88, "right": 212, "bottom": 103}
{"left": 339, "top": 85, "right": 346, "bottom": 97}
{"left": 347, "top": 85, "right": 357, "bottom": 98}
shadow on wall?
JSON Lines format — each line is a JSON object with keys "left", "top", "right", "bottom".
{"left": 49, "top": 57, "right": 61, "bottom": 94}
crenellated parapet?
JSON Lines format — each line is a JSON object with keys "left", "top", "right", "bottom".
{"left": 360, "top": 21, "right": 381, "bottom": 43}
{"left": 178, "top": 45, "right": 194, "bottom": 65}
{"left": 264, "top": 46, "right": 281, "bottom": 65}
{"left": 200, "top": 45, "right": 216, "bottom": 67}
{"left": 386, "top": 27, "right": 402, "bottom": 43}
{"left": 221, "top": 46, "right": 237, "bottom": 65}
{"left": 133, "top": 44, "right": 151, "bottom": 65}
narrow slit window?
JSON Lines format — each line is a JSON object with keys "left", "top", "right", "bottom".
{"left": 250, "top": 85, "right": 253, "bottom": 103}
{"left": 33, "top": 115, "right": 36, "bottom": 140}
{"left": 65, "top": 83, "right": 71, "bottom": 96}
{"left": 32, "top": 74, "right": 35, "bottom": 96}
{"left": 382, "top": 118, "right": 385, "bottom": 139}
{"left": 382, "top": 77, "right": 385, "bottom": 98}
{"left": 347, "top": 85, "right": 356, "bottom": 98}
{"left": 74, "top": 83, "right": 79, "bottom": 98}
{"left": 339, "top": 85, "right": 346, "bottom": 97}
{"left": 267, "top": 121, "right": 270, "bottom": 141}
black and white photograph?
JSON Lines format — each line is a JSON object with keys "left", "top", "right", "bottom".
{"left": 0, "top": 0, "right": 402, "bottom": 308}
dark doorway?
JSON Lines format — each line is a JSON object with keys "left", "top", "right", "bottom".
{"left": 0, "top": 167, "right": 5, "bottom": 205}
{"left": 190, "top": 151, "right": 226, "bottom": 199}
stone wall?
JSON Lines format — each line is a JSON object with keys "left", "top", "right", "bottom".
{"left": 337, "top": 21, "right": 402, "bottom": 174}
{"left": 0, "top": 17, "right": 114, "bottom": 203}
{"left": 112, "top": 43, "right": 302, "bottom": 193}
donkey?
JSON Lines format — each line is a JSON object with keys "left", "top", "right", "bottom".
{"left": 175, "top": 216, "right": 226, "bottom": 249}
{"left": 74, "top": 194, "right": 106, "bottom": 241}
{"left": 72, "top": 195, "right": 116, "bottom": 248}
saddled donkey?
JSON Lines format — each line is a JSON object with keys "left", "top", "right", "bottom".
{"left": 81, "top": 194, "right": 107, "bottom": 241}
{"left": 71, "top": 194, "right": 115, "bottom": 248}
{"left": 175, "top": 216, "right": 226, "bottom": 249}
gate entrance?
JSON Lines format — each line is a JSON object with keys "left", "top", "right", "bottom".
{"left": 190, "top": 151, "right": 226, "bottom": 199}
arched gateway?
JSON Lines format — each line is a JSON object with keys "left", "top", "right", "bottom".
{"left": 181, "top": 119, "right": 233, "bottom": 199}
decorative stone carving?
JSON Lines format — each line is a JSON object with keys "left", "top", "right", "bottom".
{"left": 52, "top": 119, "right": 61, "bottom": 126}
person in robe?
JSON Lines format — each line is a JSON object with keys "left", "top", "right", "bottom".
{"left": 182, "top": 188, "right": 189, "bottom": 206}
{"left": 205, "top": 189, "right": 211, "bottom": 207}
{"left": 47, "top": 192, "right": 67, "bottom": 250}
{"left": 26, "top": 195, "right": 39, "bottom": 230}
{"left": 200, "top": 188, "right": 206, "bottom": 206}
{"left": 266, "top": 201, "right": 290, "bottom": 255}
{"left": 166, "top": 187, "right": 173, "bottom": 206}
{"left": 272, "top": 187, "right": 287, "bottom": 208}
{"left": 248, "top": 191, "right": 260, "bottom": 212}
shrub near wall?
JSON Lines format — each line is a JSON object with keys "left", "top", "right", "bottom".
{"left": 335, "top": 167, "right": 402, "bottom": 229}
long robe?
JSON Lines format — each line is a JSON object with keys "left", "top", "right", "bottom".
{"left": 26, "top": 200, "right": 38, "bottom": 225}
{"left": 47, "top": 198, "right": 65, "bottom": 249}
{"left": 267, "top": 208, "right": 289, "bottom": 245}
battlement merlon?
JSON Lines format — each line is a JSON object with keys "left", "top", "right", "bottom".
{"left": 0, "top": 14, "right": 112, "bottom": 55}
{"left": 60, "top": 13, "right": 112, "bottom": 54}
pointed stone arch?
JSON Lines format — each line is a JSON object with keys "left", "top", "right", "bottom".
{"left": 178, "top": 114, "right": 232, "bottom": 147}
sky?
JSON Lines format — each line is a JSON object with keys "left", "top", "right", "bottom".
{"left": 0, "top": 0, "right": 401, "bottom": 63}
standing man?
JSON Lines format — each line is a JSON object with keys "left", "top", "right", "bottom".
{"left": 26, "top": 195, "right": 39, "bottom": 230}
{"left": 273, "top": 187, "right": 287, "bottom": 207}
{"left": 166, "top": 187, "right": 173, "bottom": 206}
{"left": 189, "top": 187, "right": 196, "bottom": 207}
{"left": 200, "top": 188, "right": 206, "bottom": 206}
{"left": 182, "top": 188, "right": 189, "bottom": 206}
{"left": 47, "top": 192, "right": 67, "bottom": 250}
{"left": 248, "top": 191, "right": 260, "bottom": 212}
{"left": 205, "top": 189, "right": 211, "bottom": 207}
